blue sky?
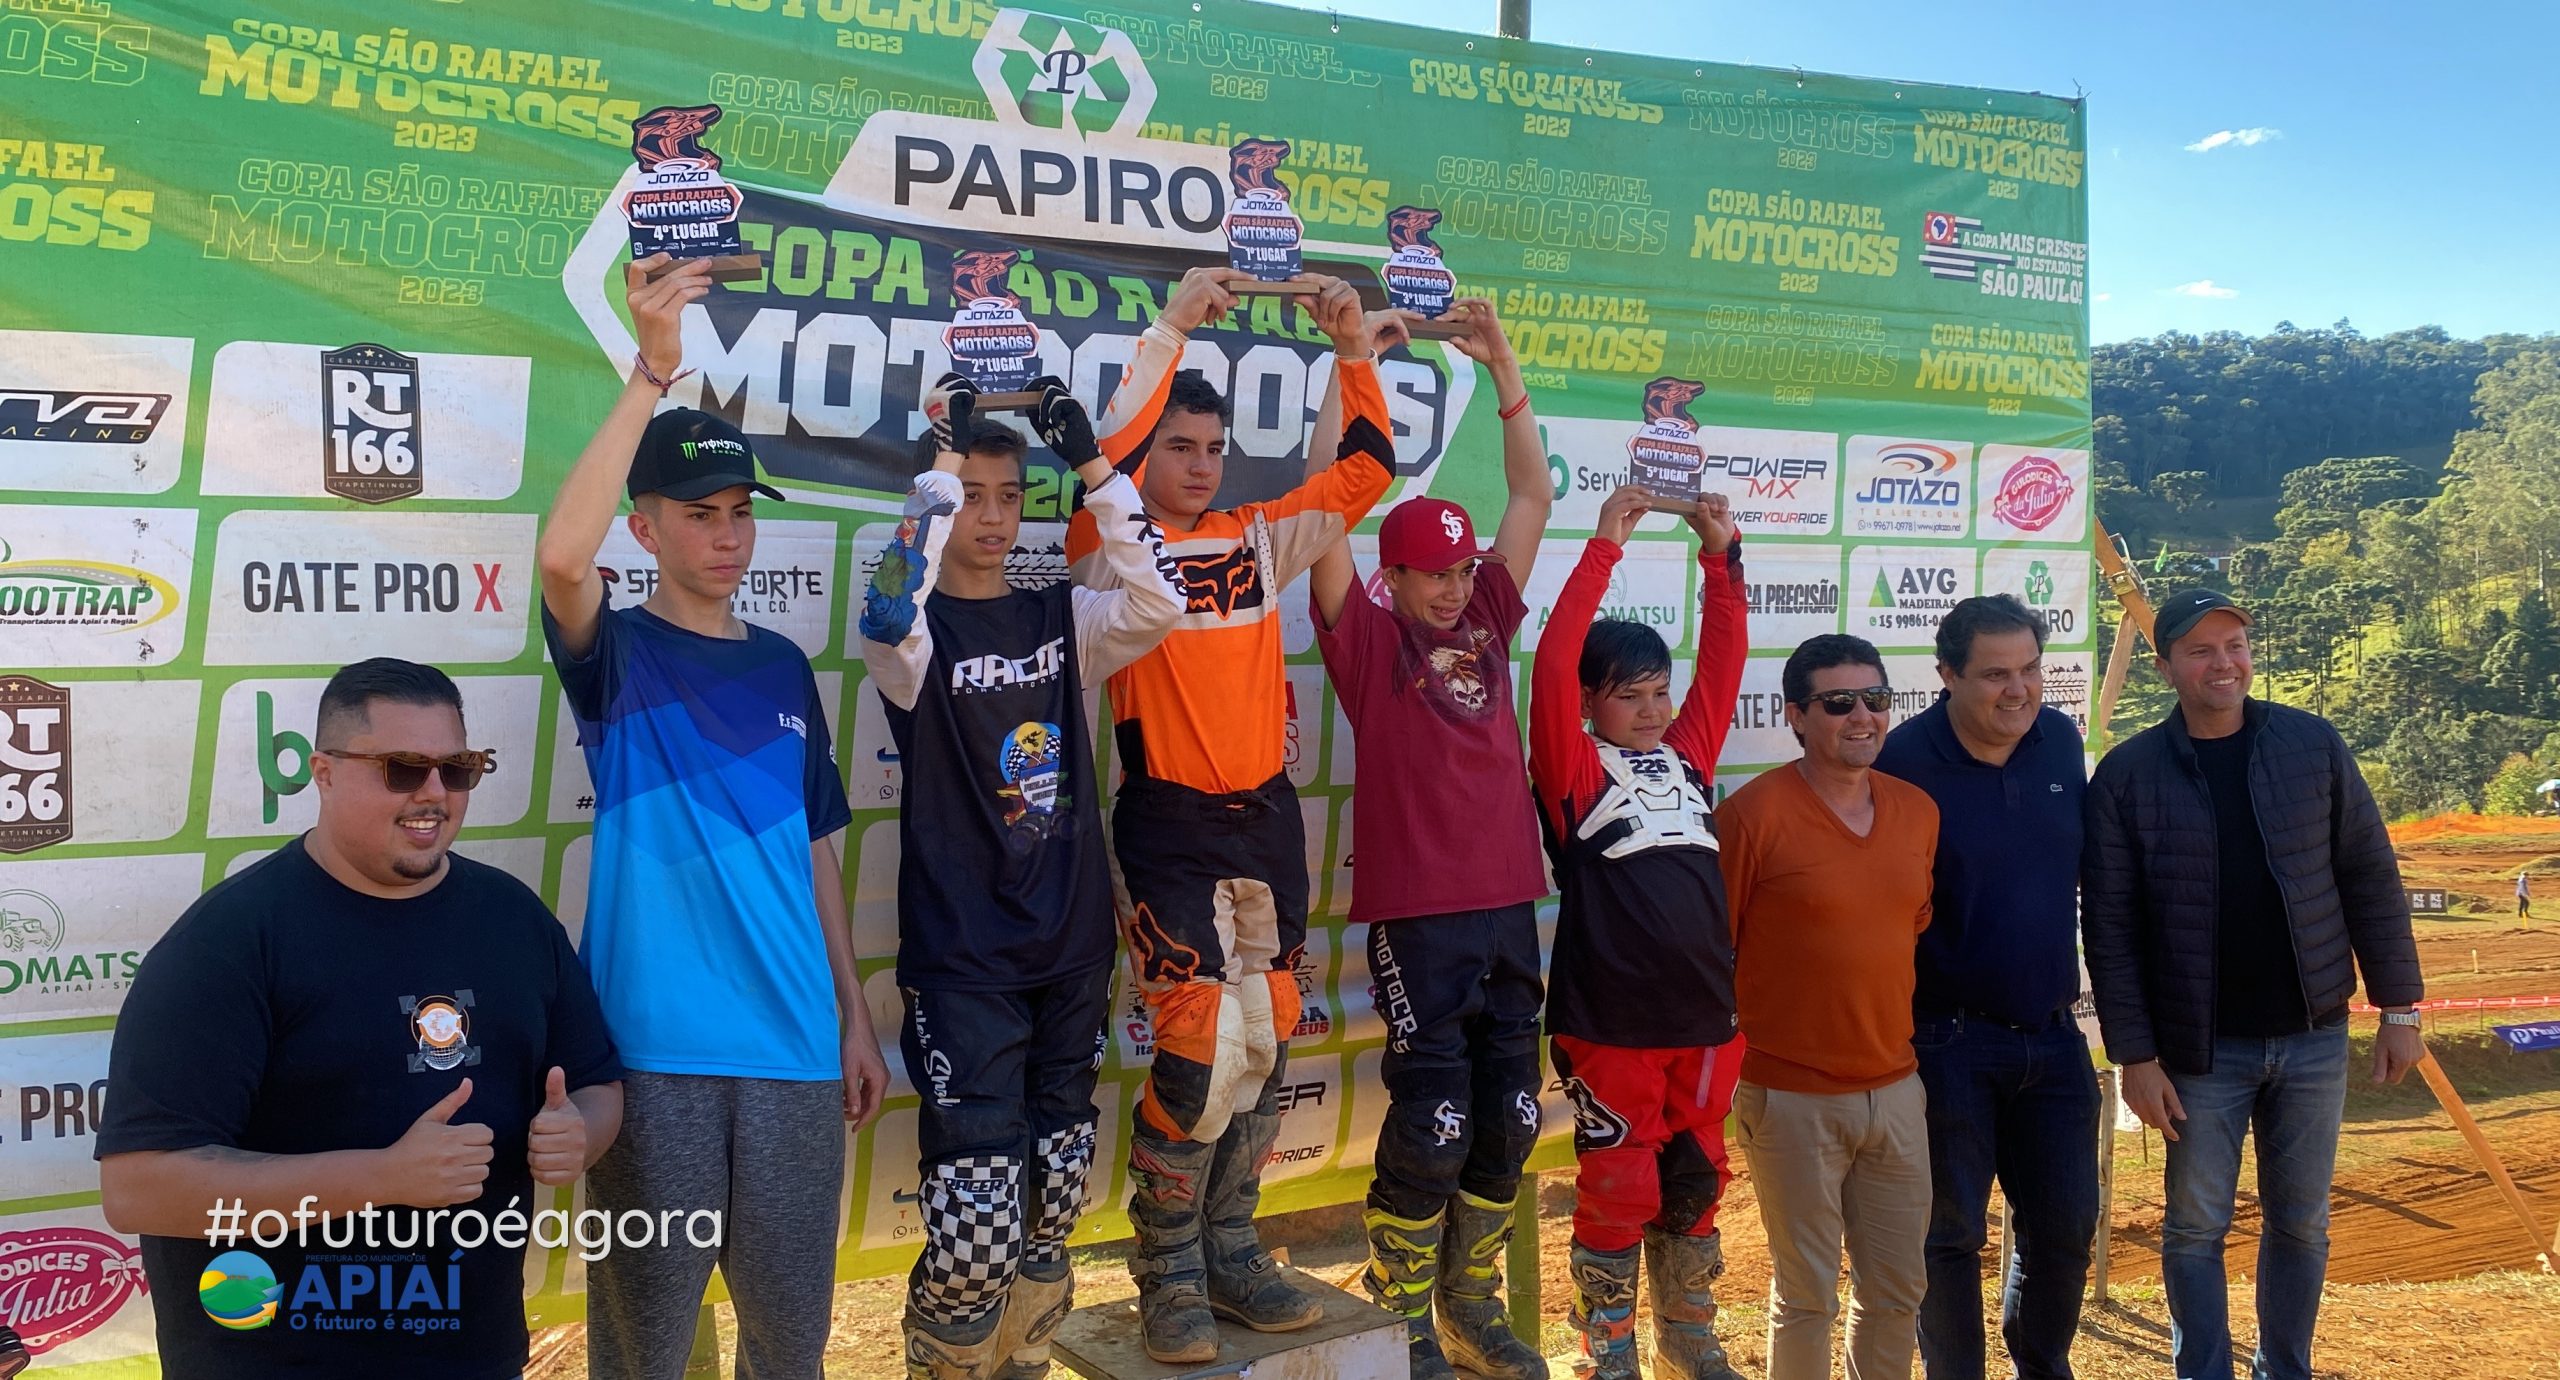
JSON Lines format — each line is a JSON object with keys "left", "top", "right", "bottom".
{"left": 1274, "top": 0, "right": 2558, "bottom": 345}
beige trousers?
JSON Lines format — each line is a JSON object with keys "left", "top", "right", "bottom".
{"left": 1735, "top": 1073, "right": 1932, "bottom": 1380}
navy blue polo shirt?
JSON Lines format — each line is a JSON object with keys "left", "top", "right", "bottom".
{"left": 1875, "top": 697, "right": 2086, "bottom": 1027}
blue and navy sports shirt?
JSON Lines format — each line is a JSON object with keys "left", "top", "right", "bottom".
{"left": 543, "top": 599, "right": 853, "bottom": 1080}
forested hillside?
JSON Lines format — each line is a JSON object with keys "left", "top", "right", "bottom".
{"left": 2087, "top": 325, "right": 2560, "bottom": 817}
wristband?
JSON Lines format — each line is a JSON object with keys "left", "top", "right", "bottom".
{"left": 632, "top": 354, "right": 693, "bottom": 395}
{"left": 1498, "top": 392, "right": 1530, "bottom": 421}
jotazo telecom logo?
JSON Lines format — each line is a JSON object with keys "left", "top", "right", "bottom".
{"left": 973, "top": 9, "right": 1156, "bottom": 138}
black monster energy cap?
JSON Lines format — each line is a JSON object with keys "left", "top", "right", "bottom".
{"left": 628, "top": 408, "right": 784, "bottom": 503}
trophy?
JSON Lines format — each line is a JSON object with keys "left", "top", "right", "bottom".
{"left": 1381, "top": 206, "right": 1471, "bottom": 340}
{"left": 621, "top": 103, "right": 763, "bottom": 283}
{"left": 944, "top": 247, "right": 1045, "bottom": 410}
{"left": 1221, "top": 137, "right": 1315, "bottom": 295}
{"left": 1627, "top": 376, "right": 1709, "bottom": 515}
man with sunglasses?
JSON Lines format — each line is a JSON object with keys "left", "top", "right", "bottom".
{"left": 99, "top": 658, "right": 623, "bottom": 1380}
{"left": 1719, "top": 635, "right": 1937, "bottom": 1380}
{"left": 535, "top": 254, "right": 882, "bottom": 1377}
{"left": 1873, "top": 595, "right": 2098, "bottom": 1380}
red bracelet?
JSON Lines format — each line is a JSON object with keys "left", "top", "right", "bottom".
{"left": 1499, "top": 392, "right": 1530, "bottom": 421}
{"left": 631, "top": 353, "right": 694, "bottom": 395}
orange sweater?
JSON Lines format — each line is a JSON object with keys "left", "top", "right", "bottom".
{"left": 1719, "top": 765, "right": 1938, "bottom": 1093}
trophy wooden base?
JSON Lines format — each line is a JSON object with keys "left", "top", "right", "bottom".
{"left": 974, "top": 390, "right": 1046, "bottom": 412}
{"left": 1638, "top": 488, "right": 1701, "bottom": 516}
{"left": 1405, "top": 311, "right": 1474, "bottom": 341}
{"left": 645, "top": 252, "right": 766, "bottom": 284}
{"left": 1225, "top": 276, "right": 1320, "bottom": 295}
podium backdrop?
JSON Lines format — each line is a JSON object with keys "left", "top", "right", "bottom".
{"left": 0, "top": 1, "right": 2089, "bottom": 1366}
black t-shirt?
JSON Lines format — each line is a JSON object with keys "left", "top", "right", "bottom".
{"left": 96, "top": 838, "right": 621, "bottom": 1380}
{"left": 2192, "top": 726, "right": 2314, "bottom": 1037}
{"left": 884, "top": 582, "right": 1114, "bottom": 989}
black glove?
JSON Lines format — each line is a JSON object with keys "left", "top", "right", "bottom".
{"left": 1026, "top": 375, "right": 1100, "bottom": 467}
{"left": 924, "top": 371, "right": 980, "bottom": 456}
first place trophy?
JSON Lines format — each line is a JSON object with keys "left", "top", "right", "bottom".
{"left": 622, "top": 103, "right": 765, "bottom": 283}
{"left": 1222, "top": 136, "right": 1315, "bottom": 296}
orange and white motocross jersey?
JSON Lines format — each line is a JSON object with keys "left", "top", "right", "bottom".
{"left": 1065, "top": 321, "right": 1394, "bottom": 794}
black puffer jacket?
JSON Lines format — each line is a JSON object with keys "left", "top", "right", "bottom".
{"left": 2082, "top": 698, "right": 2423, "bottom": 1074}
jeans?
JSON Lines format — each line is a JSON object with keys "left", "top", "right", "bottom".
{"left": 2159, "top": 1020, "right": 2349, "bottom": 1380}
{"left": 1913, "top": 1012, "right": 2101, "bottom": 1380}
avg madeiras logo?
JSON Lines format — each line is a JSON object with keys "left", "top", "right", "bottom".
{"left": 0, "top": 675, "right": 72, "bottom": 854}
{"left": 0, "top": 389, "right": 170, "bottom": 445}
{"left": 319, "top": 343, "right": 422, "bottom": 504}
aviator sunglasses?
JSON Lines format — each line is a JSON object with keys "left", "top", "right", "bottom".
{"left": 1797, "top": 686, "right": 1895, "bottom": 716}
{"left": 319, "top": 749, "right": 496, "bottom": 793}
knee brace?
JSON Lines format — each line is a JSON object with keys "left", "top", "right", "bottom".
{"left": 908, "top": 1154, "right": 1026, "bottom": 1326}
{"left": 1651, "top": 1130, "right": 1722, "bottom": 1236}
{"left": 1469, "top": 1051, "right": 1545, "bottom": 1185}
{"left": 1136, "top": 976, "right": 1278, "bottom": 1145}
{"left": 1023, "top": 1120, "right": 1098, "bottom": 1266}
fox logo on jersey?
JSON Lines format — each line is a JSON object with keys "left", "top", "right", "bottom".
{"left": 1173, "top": 549, "right": 1263, "bottom": 618}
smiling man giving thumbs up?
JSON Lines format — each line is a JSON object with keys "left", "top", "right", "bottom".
{"left": 97, "top": 658, "right": 625, "bottom": 1380}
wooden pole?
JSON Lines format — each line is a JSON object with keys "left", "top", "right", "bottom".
{"left": 2092, "top": 608, "right": 2138, "bottom": 751}
{"left": 1508, "top": 1172, "right": 1541, "bottom": 1342}
{"left": 2093, "top": 1066, "right": 2116, "bottom": 1302}
{"left": 2414, "top": 1047, "right": 2554, "bottom": 1271}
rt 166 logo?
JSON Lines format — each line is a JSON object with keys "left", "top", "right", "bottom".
{"left": 0, "top": 675, "right": 71, "bottom": 854}
{"left": 320, "top": 343, "right": 423, "bottom": 504}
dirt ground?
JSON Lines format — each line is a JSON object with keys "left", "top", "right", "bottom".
{"left": 530, "top": 820, "right": 2560, "bottom": 1378}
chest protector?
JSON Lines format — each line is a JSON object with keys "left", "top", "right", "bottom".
{"left": 1576, "top": 742, "right": 1718, "bottom": 860}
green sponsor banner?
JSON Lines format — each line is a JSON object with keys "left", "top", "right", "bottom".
{"left": 0, "top": 0, "right": 2088, "bottom": 1364}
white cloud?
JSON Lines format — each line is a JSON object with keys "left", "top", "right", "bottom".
{"left": 2094, "top": 292, "right": 2113, "bottom": 303}
{"left": 2172, "top": 280, "right": 2239, "bottom": 299}
{"left": 2184, "top": 127, "right": 2282, "bottom": 153}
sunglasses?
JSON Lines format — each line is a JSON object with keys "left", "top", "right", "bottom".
{"left": 1797, "top": 686, "right": 1895, "bottom": 715}
{"left": 320, "top": 749, "right": 495, "bottom": 793}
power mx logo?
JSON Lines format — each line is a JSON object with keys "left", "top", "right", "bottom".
{"left": 973, "top": 10, "right": 1156, "bottom": 138}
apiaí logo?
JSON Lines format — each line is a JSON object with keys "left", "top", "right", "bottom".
{"left": 200, "top": 1249, "right": 281, "bottom": 1330}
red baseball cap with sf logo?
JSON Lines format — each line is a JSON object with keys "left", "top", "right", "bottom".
{"left": 1377, "top": 497, "right": 1503, "bottom": 572}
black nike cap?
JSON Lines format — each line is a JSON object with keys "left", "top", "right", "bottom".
{"left": 2152, "top": 588, "right": 2252, "bottom": 655}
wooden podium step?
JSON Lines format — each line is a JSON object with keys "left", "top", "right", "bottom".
{"left": 1052, "top": 1266, "right": 1407, "bottom": 1379}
